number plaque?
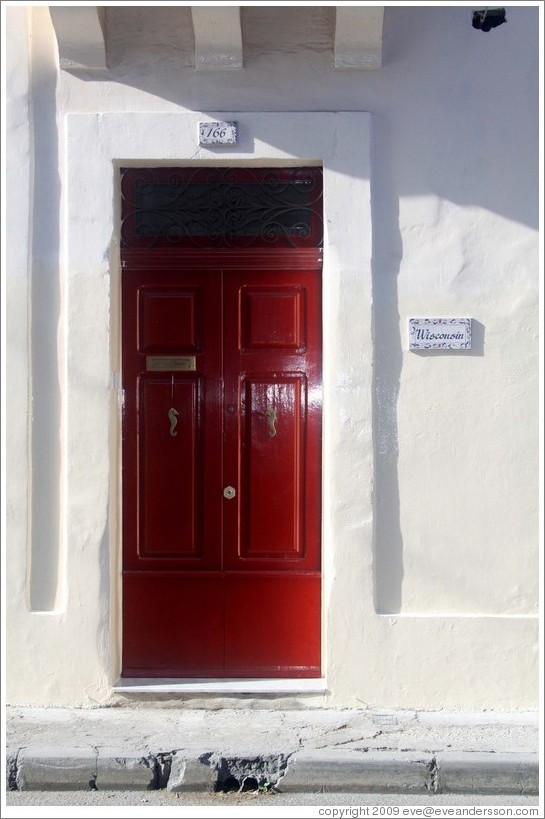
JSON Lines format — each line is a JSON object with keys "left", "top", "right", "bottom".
{"left": 199, "top": 121, "right": 238, "bottom": 146}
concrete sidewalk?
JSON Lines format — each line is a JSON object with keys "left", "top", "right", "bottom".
{"left": 5, "top": 706, "right": 539, "bottom": 795}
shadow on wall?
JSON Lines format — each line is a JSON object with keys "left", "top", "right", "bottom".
{"left": 373, "top": 317, "right": 486, "bottom": 614}
{"left": 29, "top": 7, "right": 62, "bottom": 612}
{"left": 63, "top": 5, "right": 538, "bottom": 231}
{"left": 371, "top": 106, "right": 403, "bottom": 614}
{"left": 55, "top": 5, "right": 537, "bottom": 616}
{"left": 97, "top": 506, "right": 112, "bottom": 686}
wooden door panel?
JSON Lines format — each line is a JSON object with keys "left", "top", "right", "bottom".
{"left": 239, "top": 374, "right": 306, "bottom": 560}
{"left": 123, "top": 573, "right": 224, "bottom": 677}
{"left": 138, "top": 375, "right": 202, "bottom": 558}
{"left": 223, "top": 269, "right": 322, "bottom": 573}
{"left": 240, "top": 286, "right": 306, "bottom": 351}
{"left": 138, "top": 287, "right": 201, "bottom": 353}
{"left": 224, "top": 574, "right": 321, "bottom": 677}
{"left": 122, "top": 270, "right": 222, "bottom": 572}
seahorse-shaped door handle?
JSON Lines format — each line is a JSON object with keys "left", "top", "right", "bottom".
{"left": 266, "top": 408, "right": 277, "bottom": 437}
{"left": 168, "top": 407, "right": 179, "bottom": 437}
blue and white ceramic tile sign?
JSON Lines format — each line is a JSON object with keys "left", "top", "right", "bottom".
{"left": 199, "top": 121, "right": 238, "bottom": 145}
{"left": 408, "top": 317, "right": 472, "bottom": 350}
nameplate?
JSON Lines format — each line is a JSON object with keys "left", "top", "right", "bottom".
{"left": 146, "top": 356, "right": 196, "bottom": 371}
{"left": 409, "top": 318, "right": 472, "bottom": 350}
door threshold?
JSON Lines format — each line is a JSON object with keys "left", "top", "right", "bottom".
{"left": 114, "top": 678, "right": 327, "bottom": 694}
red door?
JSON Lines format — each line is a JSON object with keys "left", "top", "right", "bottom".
{"left": 120, "top": 168, "right": 322, "bottom": 678}
{"left": 121, "top": 168, "right": 322, "bottom": 678}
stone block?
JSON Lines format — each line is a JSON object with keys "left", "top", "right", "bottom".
{"left": 167, "top": 754, "right": 217, "bottom": 792}
{"left": 279, "top": 750, "right": 431, "bottom": 793}
{"left": 95, "top": 748, "right": 155, "bottom": 790}
{"left": 16, "top": 746, "right": 96, "bottom": 790}
{"left": 436, "top": 751, "right": 539, "bottom": 795}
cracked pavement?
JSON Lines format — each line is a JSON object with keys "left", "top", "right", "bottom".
{"left": 7, "top": 706, "right": 538, "bottom": 756}
{"left": 6, "top": 707, "right": 539, "bottom": 794}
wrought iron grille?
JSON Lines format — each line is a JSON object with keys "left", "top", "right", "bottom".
{"left": 120, "top": 167, "right": 323, "bottom": 249}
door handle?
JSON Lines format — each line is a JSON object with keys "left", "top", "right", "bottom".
{"left": 266, "top": 408, "right": 277, "bottom": 437}
{"left": 168, "top": 407, "right": 178, "bottom": 436}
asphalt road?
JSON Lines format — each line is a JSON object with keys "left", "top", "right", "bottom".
{"left": 4, "top": 790, "right": 541, "bottom": 812}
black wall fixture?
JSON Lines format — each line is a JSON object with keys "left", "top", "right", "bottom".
{"left": 472, "top": 8, "right": 507, "bottom": 31}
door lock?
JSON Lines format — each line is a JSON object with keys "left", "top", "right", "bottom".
{"left": 223, "top": 486, "right": 236, "bottom": 500}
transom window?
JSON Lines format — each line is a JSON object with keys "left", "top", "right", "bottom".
{"left": 120, "top": 167, "right": 323, "bottom": 249}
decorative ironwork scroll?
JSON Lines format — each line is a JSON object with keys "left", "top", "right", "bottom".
{"left": 120, "top": 167, "right": 323, "bottom": 249}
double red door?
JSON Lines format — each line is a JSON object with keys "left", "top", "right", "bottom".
{"left": 122, "top": 254, "right": 322, "bottom": 677}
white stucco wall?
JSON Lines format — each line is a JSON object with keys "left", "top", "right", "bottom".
{"left": 5, "top": 5, "right": 539, "bottom": 708}
{"left": 5, "top": 5, "right": 32, "bottom": 661}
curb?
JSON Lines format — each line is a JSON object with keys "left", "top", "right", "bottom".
{"left": 6, "top": 748, "right": 539, "bottom": 795}
{"left": 435, "top": 752, "right": 538, "bottom": 795}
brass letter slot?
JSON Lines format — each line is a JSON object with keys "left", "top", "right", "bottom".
{"left": 146, "top": 356, "right": 196, "bottom": 372}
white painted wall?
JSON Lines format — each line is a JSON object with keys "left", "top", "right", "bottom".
{"left": 5, "top": 5, "right": 32, "bottom": 673}
{"left": 5, "top": 5, "right": 539, "bottom": 708}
